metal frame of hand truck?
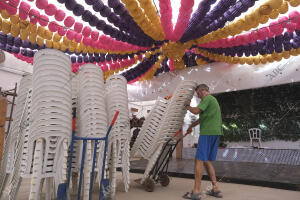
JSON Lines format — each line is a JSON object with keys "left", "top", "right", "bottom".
{"left": 142, "top": 132, "right": 188, "bottom": 191}
{"left": 57, "top": 108, "right": 119, "bottom": 200}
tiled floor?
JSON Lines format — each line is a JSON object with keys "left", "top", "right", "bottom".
{"left": 130, "top": 159, "right": 300, "bottom": 191}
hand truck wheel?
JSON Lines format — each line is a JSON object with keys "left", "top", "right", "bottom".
{"left": 144, "top": 177, "right": 155, "bottom": 192}
{"left": 159, "top": 174, "right": 170, "bottom": 187}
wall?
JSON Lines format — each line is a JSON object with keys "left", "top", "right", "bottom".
{"left": 0, "top": 52, "right": 32, "bottom": 90}
{"left": 183, "top": 82, "right": 300, "bottom": 149}
{"left": 217, "top": 82, "right": 300, "bottom": 142}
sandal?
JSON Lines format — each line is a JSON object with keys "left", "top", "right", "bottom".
{"left": 182, "top": 191, "right": 192, "bottom": 199}
{"left": 206, "top": 189, "right": 223, "bottom": 198}
{"left": 191, "top": 192, "right": 202, "bottom": 200}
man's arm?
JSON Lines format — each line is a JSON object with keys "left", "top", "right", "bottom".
{"left": 186, "top": 120, "right": 199, "bottom": 135}
{"left": 189, "top": 120, "right": 199, "bottom": 128}
{"left": 186, "top": 105, "right": 202, "bottom": 115}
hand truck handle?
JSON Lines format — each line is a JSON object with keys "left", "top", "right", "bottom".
{"left": 110, "top": 110, "right": 120, "bottom": 126}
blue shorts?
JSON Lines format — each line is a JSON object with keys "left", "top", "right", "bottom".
{"left": 195, "top": 135, "right": 220, "bottom": 161}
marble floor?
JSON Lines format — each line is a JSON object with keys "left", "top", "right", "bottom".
{"left": 130, "top": 159, "right": 300, "bottom": 191}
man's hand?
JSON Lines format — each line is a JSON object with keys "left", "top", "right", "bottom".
{"left": 185, "top": 100, "right": 191, "bottom": 107}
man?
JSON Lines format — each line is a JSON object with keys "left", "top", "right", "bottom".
{"left": 183, "top": 84, "right": 223, "bottom": 200}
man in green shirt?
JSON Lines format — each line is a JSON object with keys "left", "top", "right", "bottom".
{"left": 183, "top": 84, "right": 223, "bottom": 200}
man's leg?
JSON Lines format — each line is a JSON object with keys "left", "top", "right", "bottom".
{"left": 193, "top": 159, "right": 204, "bottom": 194}
{"left": 204, "top": 161, "right": 220, "bottom": 192}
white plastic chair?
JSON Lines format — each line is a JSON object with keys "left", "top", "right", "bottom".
{"left": 248, "top": 128, "right": 262, "bottom": 148}
{"left": 105, "top": 75, "right": 131, "bottom": 197}
{"left": 77, "top": 64, "right": 107, "bottom": 199}
{"left": 28, "top": 49, "right": 72, "bottom": 200}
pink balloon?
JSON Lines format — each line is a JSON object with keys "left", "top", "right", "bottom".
{"left": 29, "top": 9, "right": 40, "bottom": 24}
{"left": 278, "top": 16, "right": 288, "bottom": 28}
{"left": 64, "top": 16, "right": 75, "bottom": 28}
{"left": 74, "top": 33, "right": 82, "bottom": 43}
{"left": 83, "top": 37, "right": 92, "bottom": 46}
{"left": 288, "top": 10, "right": 300, "bottom": 24}
{"left": 249, "top": 31, "right": 258, "bottom": 43}
{"left": 66, "top": 29, "right": 75, "bottom": 40}
{"left": 38, "top": 14, "right": 49, "bottom": 26}
{"left": 45, "top": 4, "right": 57, "bottom": 16}
{"left": 7, "top": 0, "right": 20, "bottom": 15}
{"left": 91, "top": 31, "right": 99, "bottom": 41}
{"left": 234, "top": 36, "right": 243, "bottom": 46}
{"left": 286, "top": 22, "right": 297, "bottom": 33}
{"left": 74, "top": 22, "right": 83, "bottom": 33}
{"left": 57, "top": 26, "right": 67, "bottom": 36}
{"left": 36, "top": 0, "right": 48, "bottom": 10}
{"left": 55, "top": 9, "right": 65, "bottom": 21}
{"left": 82, "top": 26, "right": 92, "bottom": 37}
{"left": 257, "top": 27, "right": 269, "bottom": 40}
{"left": 19, "top": 2, "right": 30, "bottom": 20}
{"left": 48, "top": 21, "right": 59, "bottom": 32}
{"left": 269, "top": 21, "right": 283, "bottom": 36}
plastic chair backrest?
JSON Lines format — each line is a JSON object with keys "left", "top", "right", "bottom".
{"left": 248, "top": 128, "right": 261, "bottom": 139}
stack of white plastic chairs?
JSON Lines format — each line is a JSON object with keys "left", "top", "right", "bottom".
{"left": 27, "top": 49, "right": 72, "bottom": 200}
{"left": 141, "top": 81, "right": 196, "bottom": 182}
{"left": 77, "top": 64, "right": 107, "bottom": 199}
{"left": 8, "top": 88, "right": 32, "bottom": 200}
{"left": 0, "top": 75, "right": 32, "bottom": 199}
{"left": 130, "top": 97, "right": 168, "bottom": 158}
{"left": 105, "top": 75, "right": 131, "bottom": 198}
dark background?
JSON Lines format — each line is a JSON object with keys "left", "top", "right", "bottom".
{"left": 215, "top": 82, "right": 300, "bottom": 142}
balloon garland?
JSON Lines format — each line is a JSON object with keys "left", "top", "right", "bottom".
{"left": 0, "top": 0, "right": 300, "bottom": 83}
{"left": 120, "top": 0, "right": 165, "bottom": 41}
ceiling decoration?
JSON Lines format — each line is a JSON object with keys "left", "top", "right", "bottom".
{"left": 0, "top": 0, "right": 299, "bottom": 83}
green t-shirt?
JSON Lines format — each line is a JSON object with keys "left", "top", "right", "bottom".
{"left": 197, "top": 95, "right": 223, "bottom": 135}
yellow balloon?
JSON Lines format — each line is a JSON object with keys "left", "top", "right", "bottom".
{"left": 260, "top": 56, "right": 267, "bottom": 64}
{"left": 29, "top": 23, "right": 37, "bottom": 34}
{"left": 269, "top": 9, "right": 279, "bottom": 19}
{"left": 289, "top": 0, "right": 300, "bottom": 7}
{"left": 290, "top": 48, "right": 298, "bottom": 56}
{"left": 259, "top": 5, "right": 273, "bottom": 15}
{"left": 10, "top": 14, "right": 19, "bottom": 24}
{"left": 282, "top": 51, "right": 290, "bottom": 59}
{"left": 266, "top": 55, "right": 274, "bottom": 62}
{"left": 44, "top": 30, "right": 52, "bottom": 40}
{"left": 278, "top": 1, "right": 289, "bottom": 14}
{"left": 19, "top": 20, "right": 29, "bottom": 29}
{"left": 272, "top": 52, "right": 282, "bottom": 61}
{"left": 53, "top": 33, "right": 62, "bottom": 42}
{"left": 2, "top": 19, "right": 11, "bottom": 34}
{"left": 53, "top": 42, "right": 60, "bottom": 50}
{"left": 239, "top": 57, "right": 246, "bottom": 65}
{"left": 253, "top": 57, "right": 261, "bottom": 65}
{"left": 20, "top": 29, "right": 28, "bottom": 40}
{"left": 37, "top": 36, "right": 44, "bottom": 46}
{"left": 37, "top": 26, "right": 45, "bottom": 37}
{"left": 268, "top": 0, "right": 283, "bottom": 9}
{"left": 29, "top": 33, "right": 37, "bottom": 44}
{"left": 1, "top": 10, "right": 10, "bottom": 19}
{"left": 232, "top": 57, "right": 239, "bottom": 64}
{"left": 46, "top": 40, "right": 53, "bottom": 48}
{"left": 63, "top": 36, "right": 70, "bottom": 46}
{"left": 258, "top": 15, "right": 269, "bottom": 24}
{"left": 61, "top": 43, "right": 67, "bottom": 51}
{"left": 245, "top": 57, "right": 254, "bottom": 65}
